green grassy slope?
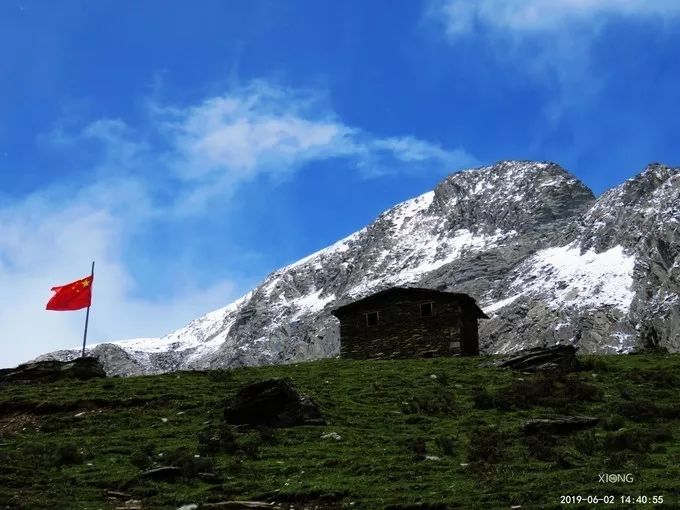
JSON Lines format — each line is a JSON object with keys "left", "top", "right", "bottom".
{"left": 0, "top": 354, "right": 678, "bottom": 509}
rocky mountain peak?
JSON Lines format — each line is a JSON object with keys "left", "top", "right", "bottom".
{"left": 578, "top": 162, "right": 680, "bottom": 253}
{"left": 431, "top": 160, "right": 595, "bottom": 234}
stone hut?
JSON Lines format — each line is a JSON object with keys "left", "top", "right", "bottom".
{"left": 331, "top": 287, "right": 488, "bottom": 359}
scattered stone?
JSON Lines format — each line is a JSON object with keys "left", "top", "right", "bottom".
{"left": 177, "top": 505, "right": 198, "bottom": 510}
{"left": 425, "top": 455, "right": 441, "bottom": 461}
{"left": 115, "top": 500, "right": 142, "bottom": 510}
{"left": 105, "top": 490, "right": 132, "bottom": 499}
{"left": 198, "top": 472, "right": 220, "bottom": 483}
{"left": 161, "top": 417, "right": 168, "bottom": 423}
{"left": 429, "top": 374, "right": 437, "bottom": 380}
{"left": 199, "top": 502, "right": 277, "bottom": 509}
{"left": 522, "top": 415, "right": 600, "bottom": 435}
{"left": 491, "top": 345, "right": 579, "bottom": 373}
{"left": 320, "top": 432, "right": 342, "bottom": 441}
{"left": 138, "top": 466, "right": 182, "bottom": 481}
{"left": 459, "top": 463, "right": 469, "bottom": 467}
{"left": 224, "top": 379, "right": 324, "bottom": 428}
{"left": 0, "top": 357, "right": 106, "bottom": 384}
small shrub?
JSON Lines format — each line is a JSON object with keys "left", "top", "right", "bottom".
{"left": 646, "top": 424, "right": 674, "bottom": 443}
{"left": 574, "top": 430, "right": 599, "bottom": 457}
{"left": 642, "top": 370, "right": 678, "bottom": 388}
{"left": 368, "top": 381, "right": 384, "bottom": 394}
{"left": 404, "top": 437, "right": 427, "bottom": 458}
{"left": 40, "top": 417, "right": 63, "bottom": 433}
{"left": 602, "top": 415, "right": 625, "bottom": 431}
{"left": 551, "top": 446, "right": 584, "bottom": 469}
{"left": 129, "top": 443, "right": 155, "bottom": 469}
{"left": 578, "top": 357, "right": 609, "bottom": 372}
{"left": 467, "top": 427, "right": 507, "bottom": 463}
{"left": 402, "top": 387, "right": 455, "bottom": 415}
{"left": 197, "top": 421, "right": 239, "bottom": 455}
{"left": 434, "top": 372, "right": 450, "bottom": 386}
{"left": 207, "top": 369, "right": 234, "bottom": 383}
{"left": 563, "top": 380, "right": 603, "bottom": 402}
{"left": 605, "top": 451, "right": 630, "bottom": 469}
{"left": 617, "top": 386, "right": 633, "bottom": 400}
{"left": 617, "top": 401, "right": 666, "bottom": 422}
{"left": 238, "top": 433, "right": 261, "bottom": 458}
{"left": 523, "top": 433, "right": 555, "bottom": 461}
{"left": 492, "top": 374, "right": 556, "bottom": 410}
{"left": 472, "top": 387, "right": 494, "bottom": 409}
{"left": 434, "top": 435, "right": 456, "bottom": 456}
{"left": 129, "top": 449, "right": 152, "bottom": 470}
{"left": 54, "top": 443, "right": 83, "bottom": 466}
{"left": 602, "top": 429, "right": 652, "bottom": 453}
{"left": 255, "top": 425, "right": 279, "bottom": 445}
{"left": 164, "top": 447, "right": 214, "bottom": 478}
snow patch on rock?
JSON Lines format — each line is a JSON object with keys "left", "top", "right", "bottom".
{"left": 513, "top": 243, "right": 635, "bottom": 311}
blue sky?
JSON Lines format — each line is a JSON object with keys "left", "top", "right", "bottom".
{"left": 1, "top": 0, "right": 679, "bottom": 367}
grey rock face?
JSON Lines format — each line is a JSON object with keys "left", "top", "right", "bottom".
{"left": 0, "top": 357, "right": 105, "bottom": 383}
{"left": 34, "top": 161, "right": 680, "bottom": 375}
{"left": 522, "top": 416, "right": 600, "bottom": 435}
{"left": 489, "top": 344, "right": 579, "bottom": 373}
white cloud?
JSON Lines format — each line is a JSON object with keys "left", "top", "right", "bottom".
{"left": 0, "top": 80, "right": 477, "bottom": 367}
{"left": 432, "top": 0, "right": 680, "bottom": 36}
{"left": 156, "top": 82, "right": 476, "bottom": 212}
{"left": 428, "top": 0, "right": 680, "bottom": 122}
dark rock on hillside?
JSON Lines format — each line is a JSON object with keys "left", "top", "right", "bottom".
{"left": 0, "top": 357, "right": 105, "bottom": 384}
{"left": 224, "top": 379, "right": 324, "bottom": 428}
{"left": 196, "top": 502, "right": 278, "bottom": 509}
{"left": 493, "top": 345, "right": 579, "bottom": 373}
{"left": 522, "top": 415, "right": 600, "bottom": 435}
{"left": 138, "top": 466, "right": 182, "bottom": 481}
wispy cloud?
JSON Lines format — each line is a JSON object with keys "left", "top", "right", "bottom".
{"left": 430, "top": 0, "right": 680, "bottom": 36}
{"left": 0, "top": 80, "right": 477, "bottom": 367}
{"left": 157, "top": 81, "right": 476, "bottom": 212}
{"left": 427, "top": 0, "right": 680, "bottom": 121}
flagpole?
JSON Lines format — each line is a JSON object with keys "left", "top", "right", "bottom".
{"left": 81, "top": 261, "right": 95, "bottom": 358}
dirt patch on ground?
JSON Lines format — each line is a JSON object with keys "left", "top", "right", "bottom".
{"left": 0, "top": 412, "right": 40, "bottom": 435}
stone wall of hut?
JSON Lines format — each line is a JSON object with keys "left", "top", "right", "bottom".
{"left": 336, "top": 294, "right": 480, "bottom": 359}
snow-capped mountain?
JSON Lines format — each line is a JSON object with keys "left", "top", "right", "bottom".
{"left": 34, "top": 161, "right": 680, "bottom": 375}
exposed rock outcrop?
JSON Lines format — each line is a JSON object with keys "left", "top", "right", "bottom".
{"left": 491, "top": 345, "right": 579, "bottom": 373}
{"left": 522, "top": 416, "right": 600, "bottom": 435}
{"left": 0, "top": 357, "right": 105, "bottom": 384}
{"left": 224, "top": 379, "right": 324, "bottom": 428}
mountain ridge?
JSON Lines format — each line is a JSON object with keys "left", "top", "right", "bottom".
{"left": 33, "top": 160, "right": 680, "bottom": 375}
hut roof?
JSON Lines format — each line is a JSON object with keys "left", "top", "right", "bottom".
{"left": 331, "top": 286, "right": 489, "bottom": 319}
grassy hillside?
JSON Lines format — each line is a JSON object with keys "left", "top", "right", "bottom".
{"left": 0, "top": 354, "right": 678, "bottom": 509}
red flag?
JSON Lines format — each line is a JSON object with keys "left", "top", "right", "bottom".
{"left": 46, "top": 275, "right": 93, "bottom": 311}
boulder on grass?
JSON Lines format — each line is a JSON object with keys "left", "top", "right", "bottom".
{"left": 0, "top": 357, "right": 106, "bottom": 384}
{"left": 224, "top": 379, "right": 324, "bottom": 428}
{"left": 493, "top": 345, "right": 579, "bottom": 373}
{"left": 522, "top": 415, "right": 600, "bottom": 435}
